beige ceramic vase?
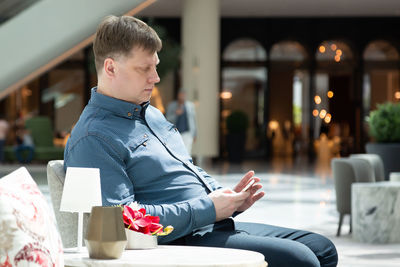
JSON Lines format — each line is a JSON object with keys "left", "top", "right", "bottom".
{"left": 85, "top": 206, "right": 127, "bottom": 259}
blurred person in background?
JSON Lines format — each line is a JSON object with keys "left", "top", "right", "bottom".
{"left": 166, "top": 90, "right": 197, "bottom": 154}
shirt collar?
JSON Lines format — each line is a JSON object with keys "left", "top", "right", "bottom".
{"left": 89, "top": 87, "right": 149, "bottom": 119}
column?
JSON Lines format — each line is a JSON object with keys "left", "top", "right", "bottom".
{"left": 181, "top": 0, "right": 220, "bottom": 160}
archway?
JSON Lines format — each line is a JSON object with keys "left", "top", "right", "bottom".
{"left": 315, "top": 40, "right": 355, "bottom": 156}
{"left": 269, "top": 41, "right": 309, "bottom": 158}
{"left": 221, "top": 39, "right": 267, "bottom": 158}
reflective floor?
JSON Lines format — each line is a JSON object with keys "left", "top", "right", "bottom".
{"left": 2, "top": 157, "right": 400, "bottom": 267}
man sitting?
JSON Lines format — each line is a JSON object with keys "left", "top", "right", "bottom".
{"left": 64, "top": 15, "right": 338, "bottom": 267}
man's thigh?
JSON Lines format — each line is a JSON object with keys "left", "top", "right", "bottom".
{"left": 182, "top": 220, "right": 336, "bottom": 267}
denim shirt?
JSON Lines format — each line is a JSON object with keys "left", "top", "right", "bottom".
{"left": 64, "top": 88, "right": 221, "bottom": 243}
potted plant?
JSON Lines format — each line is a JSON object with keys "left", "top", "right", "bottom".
{"left": 226, "top": 110, "right": 249, "bottom": 163}
{"left": 122, "top": 203, "right": 173, "bottom": 249}
{"left": 366, "top": 102, "right": 400, "bottom": 180}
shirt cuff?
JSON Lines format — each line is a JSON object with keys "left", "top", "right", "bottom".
{"left": 189, "top": 196, "right": 216, "bottom": 228}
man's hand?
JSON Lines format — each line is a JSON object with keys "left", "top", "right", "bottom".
{"left": 233, "top": 170, "right": 265, "bottom": 212}
{"left": 208, "top": 188, "right": 250, "bottom": 222}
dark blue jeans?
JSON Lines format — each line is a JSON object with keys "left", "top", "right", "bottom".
{"left": 167, "top": 219, "right": 338, "bottom": 267}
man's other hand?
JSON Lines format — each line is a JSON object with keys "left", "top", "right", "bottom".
{"left": 208, "top": 189, "right": 250, "bottom": 222}
{"left": 233, "top": 170, "right": 265, "bottom": 212}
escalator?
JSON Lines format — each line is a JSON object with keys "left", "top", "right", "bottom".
{"left": 0, "top": 0, "right": 39, "bottom": 25}
{"left": 0, "top": 0, "right": 154, "bottom": 97}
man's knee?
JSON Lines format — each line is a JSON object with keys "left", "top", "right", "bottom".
{"left": 264, "top": 243, "right": 320, "bottom": 267}
{"left": 319, "top": 237, "right": 338, "bottom": 267}
{"left": 271, "top": 231, "right": 337, "bottom": 267}
{"left": 310, "top": 233, "right": 338, "bottom": 267}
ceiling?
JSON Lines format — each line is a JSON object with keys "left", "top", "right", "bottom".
{"left": 138, "top": 0, "right": 400, "bottom": 17}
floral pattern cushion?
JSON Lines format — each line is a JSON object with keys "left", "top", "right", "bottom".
{"left": 0, "top": 167, "right": 63, "bottom": 266}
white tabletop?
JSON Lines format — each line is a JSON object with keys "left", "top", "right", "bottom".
{"left": 64, "top": 245, "right": 266, "bottom": 267}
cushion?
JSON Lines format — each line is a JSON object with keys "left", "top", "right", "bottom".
{"left": 0, "top": 167, "right": 64, "bottom": 266}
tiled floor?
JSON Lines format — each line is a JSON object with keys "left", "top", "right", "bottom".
{"left": 2, "top": 157, "right": 400, "bottom": 267}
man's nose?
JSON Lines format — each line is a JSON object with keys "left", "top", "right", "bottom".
{"left": 148, "top": 69, "right": 160, "bottom": 84}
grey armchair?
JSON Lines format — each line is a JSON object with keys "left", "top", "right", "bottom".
{"left": 331, "top": 157, "right": 375, "bottom": 236}
{"left": 350, "top": 154, "right": 385, "bottom": 181}
{"left": 47, "top": 160, "right": 89, "bottom": 248}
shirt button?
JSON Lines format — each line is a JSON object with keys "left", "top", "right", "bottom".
{"left": 174, "top": 128, "right": 178, "bottom": 132}
{"left": 134, "top": 108, "right": 139, "bottom": 112}
{"left": 127, "top": 112, "right": 132, "bottom": 117}
{"left": 144, "top": 134, "right": 148, "bottom": 138}
{"left": 143, "top": 142, "right": 147, "bottom": 146}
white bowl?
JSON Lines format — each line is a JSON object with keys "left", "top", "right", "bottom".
{"left": 125, "top": 229, "right": 158, "bottom": 249}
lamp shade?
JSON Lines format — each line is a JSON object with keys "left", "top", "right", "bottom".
{"left": 60, "top": 167, "right": 102, "bottom": 212}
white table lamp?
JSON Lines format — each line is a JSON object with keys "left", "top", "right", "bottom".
{"left": 60, "top": 167, "right": 102, "bottom": 252}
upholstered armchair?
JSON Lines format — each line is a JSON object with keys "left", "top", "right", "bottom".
{"left": 47, "top": 160, "right": 89, "bottom": 248}
{"left": 331, "top": 157, "right": 375, "bottom": 236}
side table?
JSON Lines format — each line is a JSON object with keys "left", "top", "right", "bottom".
{"left": 352, "top": 181, "right": 400, "bottom": 243}
{"left": 390, "top": 172, "right": 400, "bottom": 182}
{"left": 64, "top": 245, "right": 267, "bottom": 267}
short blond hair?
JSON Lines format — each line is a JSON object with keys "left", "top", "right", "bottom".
{"left": 93, "top": 15, "right": 162, "bottom": 72}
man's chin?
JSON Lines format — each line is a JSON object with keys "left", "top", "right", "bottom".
{"left": 140, "top": 96, "right": 151, "bottom": 105}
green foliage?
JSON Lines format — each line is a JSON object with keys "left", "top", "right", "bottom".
{"left": 226, "top": 110, "right": 249, "bottom": 134}
{"left": 293, "top": 104, "right": 302, "bottom": 126}
{"left": 368, "top": 102, "right": 400, "bottom": 142}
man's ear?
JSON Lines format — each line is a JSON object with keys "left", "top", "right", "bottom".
{"left": 103, "top": 58, "right": 116, "bottom": 78}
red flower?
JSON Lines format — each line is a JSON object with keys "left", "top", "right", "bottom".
{"left": 122, "top": 205, "right": 169, "bottom": 236}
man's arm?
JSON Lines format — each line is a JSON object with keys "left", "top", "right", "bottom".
{"left": 195, "top": 165, "right": 222, "bottom": 190}
{"left": 64, "top": 135, "right": 216, "bottom": 242}
{"left": 195, "top": 164, "right": 254, "bottom": 220}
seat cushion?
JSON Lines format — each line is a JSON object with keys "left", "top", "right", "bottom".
{"left": 0, "top": 167, "right": 64, "bottom": 266}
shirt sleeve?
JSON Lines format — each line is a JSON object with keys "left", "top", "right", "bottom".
{"left": 64, "top": 134, "right": 216, "bottom": 243}
{"left": 196, "top": 165, "right": 222, "bottom": 190}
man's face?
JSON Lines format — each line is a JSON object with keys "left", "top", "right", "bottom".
{"left": 111, "top": 47, "right": 160, "bottom": 105}
{"left": 178, "top": 92, "right": 186, "bottom": 103}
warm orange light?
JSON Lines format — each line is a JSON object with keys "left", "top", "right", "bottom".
{"left": 319, "top": 109, "right": 327, "bottom": 119}
{"left": 220, "top": 91, "right": 232, "bottom": 100}
{"left": 334, "top": 55, "right": 341, "bottom": 62}
{"left": 314, "top": 95, "right": 322, "bottom": 104}
{"left": 327, "top": 91, "right": 334, "bottom": 98}
{"left": 312, "top": 109, "right": 319, "bottom": 117}
{"left": 336, "top": 49, "right": 342, "bottom": 56}
{"left": 395, "top": 91, "right": 400, "bottom": 100}
{"left": 268, "top": 120, "right": 279, "bottom": 131}
{"left": 330, "top": 44, "right": 337, "bottom": 51}
{"left": 319, "top": 45, "right": 326, "bottom": 53}
{"left": 222, "top": 110, "right": 231, "bottom": 118}
{"left": 324, "top": 113, "right": 332, "bottom": 123}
